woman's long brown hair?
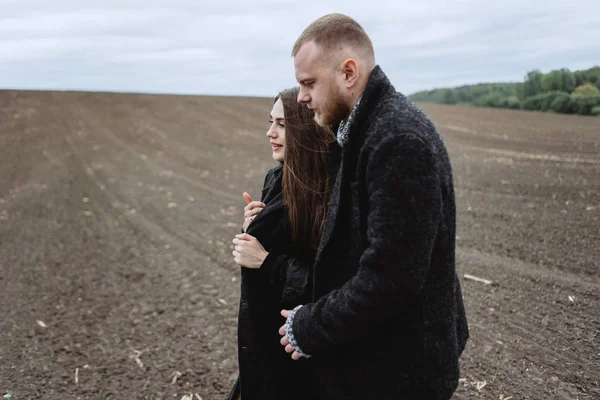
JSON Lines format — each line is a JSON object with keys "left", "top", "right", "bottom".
{"left": 277, "top": 87, "right": 335, "bottom": 251}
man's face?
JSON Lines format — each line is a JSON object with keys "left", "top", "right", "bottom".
{"left": 267, "top": 98, "right": 286, "bottom": 163}
{"left": 294, "top": 41, "right": 349, "bottom": 127}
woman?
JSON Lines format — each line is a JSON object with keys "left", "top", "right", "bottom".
{"left": 228, "top": 87, "right": 337, "bottom": 400}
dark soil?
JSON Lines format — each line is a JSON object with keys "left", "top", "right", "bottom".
{"left": 1, "top": 91, "right": 598, "bottom": 399}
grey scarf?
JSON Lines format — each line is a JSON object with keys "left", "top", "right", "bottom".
{"left": 336, "top": 96, "right": 362, "bottom": 146}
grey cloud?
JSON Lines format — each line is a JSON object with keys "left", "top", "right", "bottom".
{"left": 0, "top": 0, "right": 599, "bottom": 96}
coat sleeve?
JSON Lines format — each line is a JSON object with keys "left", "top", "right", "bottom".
{"left": 290, "top": 133, "right": 444, "bottom": 356}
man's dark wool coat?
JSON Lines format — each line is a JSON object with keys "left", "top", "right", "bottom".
{"left": 290, "top": 66, "right": 469, "bottom": 400}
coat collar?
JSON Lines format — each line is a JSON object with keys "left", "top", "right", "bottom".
{"left": 335, "top": 65, "right": 394, "bottom": 151}
{"left": 336, "top": 95, "right": 362, "bottom": 147}
{"left": 247, "top": 166, "right": 285, "bottom": 235}
{"left": 315, "top": 66, "right": 395, "bottom": 262}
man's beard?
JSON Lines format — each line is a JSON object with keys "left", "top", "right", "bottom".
{"left": 314, "top": 84, "right": 350, "bottom": 128}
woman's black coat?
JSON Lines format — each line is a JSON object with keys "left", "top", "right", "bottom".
{"left": 229, "top": 164, "right": 317, "bottom": 400}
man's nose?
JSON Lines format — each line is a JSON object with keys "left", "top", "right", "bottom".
{"left": 297, "top": 89, "right": 309, "bottom": 104}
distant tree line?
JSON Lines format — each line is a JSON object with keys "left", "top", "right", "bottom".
{"left": 409, "top": 66, "right": 600, "bottom": 116}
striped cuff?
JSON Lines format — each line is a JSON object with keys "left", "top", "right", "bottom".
{"left": 285, "top": 305, "right": 311, "bottom": 358}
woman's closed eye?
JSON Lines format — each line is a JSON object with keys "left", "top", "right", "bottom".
{"left": 268, "top": 120, "right": 285, "bottom": 128}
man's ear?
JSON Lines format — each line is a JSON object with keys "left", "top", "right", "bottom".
{"left": 341, "top": 59, "right": 359, "bottom": 88}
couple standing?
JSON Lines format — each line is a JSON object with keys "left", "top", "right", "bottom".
{"left": 229, "top": 13, "right": 469, "bottom": 400}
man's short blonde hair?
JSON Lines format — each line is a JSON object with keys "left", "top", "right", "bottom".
{"left": 292, "top": 14, "right": 375, "bottom": 63}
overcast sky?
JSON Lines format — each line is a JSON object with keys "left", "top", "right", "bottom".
{"left": 1, "top": 0, "right": 599, "bottom": 97}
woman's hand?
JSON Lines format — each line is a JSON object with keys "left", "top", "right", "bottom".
{"left": 232, "top": 233, "right": 268, "bottom": 269}
{"left": 242, "top": 192, "right": 265, "bottom": 232}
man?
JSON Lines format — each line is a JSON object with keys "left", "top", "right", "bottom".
{"left": 278, "top": 14, "right": 469, "bottom": 399}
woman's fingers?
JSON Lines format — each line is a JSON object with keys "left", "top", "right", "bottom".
{"left": 232, "top": 238, "right": 249, "bottom": 247}
{"left": 244, "top": 207, "right": 264, "bottom": 218}
{"left": 232, "top": 250, "right": 243, "bottom": 266}
{"left": 243, "top": 202, "right": 265, "bottom": 220}
{"left": 233, "top": 237, "right": 257, "bottom": 252}
{"left": 232, "top": 242, "right": 248, "bottom": 258}
{"left": 243, "top": 201, "right": 265, "bottom": 212}
{"left": 235, "top": 233, "right": 253, "bottom": 241}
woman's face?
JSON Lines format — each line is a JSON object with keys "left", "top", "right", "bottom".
{"left": 267, "top": 98, "right": 286, "bottom": 163}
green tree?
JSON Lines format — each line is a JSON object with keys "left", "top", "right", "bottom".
{"left": 560, "top": 69, "right": 576, "bottom": 93}
{"left": 515, "top": 83, "right": 524, "bottom": 100}
{"left": 541, "top": 69, "right": 575, "bottom": 93}
{"left": 574, "top": 71, "right": 587, "bottom": 87}
{"left": 549, "top": 92, "right": 573, "bottom": 114}
{"left": 573, "top": 83, "right": 600, "bottom": 97}
{"left": 507, "top": 96, "right": 521, "bottom": 109}
{"left": 408, "top": 65, "right": 599, "bottom": 116}
{"left": 522, "top": 94, "right": 543, "bottom": 111}
{"left": 521, "top": 92, "right": 570, "bottom": 112}
{"left": 584, "top": 66, "right": 600, "bottom": 85}
{"left": 570, "top": 94, "right": 600, "bottom": 115}
{"left": 523, "top": 70, "right": 543, "bottom": 97}
{"left": 443, "top": 90, "right": 457, "bottom": 104}
{"left": 472, "top": 92, "right": 510, "bottom": 108}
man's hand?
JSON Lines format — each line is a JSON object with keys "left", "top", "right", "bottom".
{"left": 242, "top": 192, "right": 265, "bottom": 232}
{"left": 232, "top": 233, "right": 268, "bottom": 269}
{"left": 279, "top": 309, "right": 302, "bottom": 360}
